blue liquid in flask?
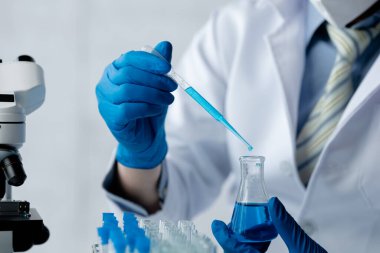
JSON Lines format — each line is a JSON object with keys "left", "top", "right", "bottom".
{"left": 230, "top": 202, "right": 278, "bottom": 242}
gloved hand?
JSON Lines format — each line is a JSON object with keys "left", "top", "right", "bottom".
{"left": 212, "top": 197, "right": 328, "bottom": 253}
{"left": 96, "top": 41, "right": 177, "bottom": 169}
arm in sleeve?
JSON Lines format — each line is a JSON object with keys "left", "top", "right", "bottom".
{"left": 103, "top": 8, "right": 233, "bottom": 220}
{"left": 150, "top": 9, "right": 232, "bottom": 220}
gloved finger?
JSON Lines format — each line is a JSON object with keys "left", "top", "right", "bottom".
{"left": 96, "top": 82, "right": 175, "bottom": 106}
{"left": 268, "top": 197, "right": 327, "bottom": 253}
{"left": 98, "top": 101, "right": 163, "bottom": 130}
{"left": 106, "top": 64, "right": 177, "bottom": 92}
{"left": 211, "top": 220, "right": 261, "bottom": 253}
{"left": 154, "top": 41, "right": 173, "bottom": 62}
{"left": 113, "top": 51, "right": 170, "bottom": 74}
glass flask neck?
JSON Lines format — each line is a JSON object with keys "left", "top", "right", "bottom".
{"left": 236, "top": 156, "right": 268, "bottom": 204}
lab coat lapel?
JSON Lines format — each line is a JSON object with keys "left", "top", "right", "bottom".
{"left": 305, "top": 52, "right": 380, "bottom": 191}
{"left": 266, "top": 0, "right": 305, "bottom": 143}
{"left": 338, "top": 55, "right": 380, "bottom": 126}
{"left": 266, "top": 0, "right": 305, "bottom": 178}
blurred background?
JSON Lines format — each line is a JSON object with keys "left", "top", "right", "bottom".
{"left": 0, "top": 0, "right": 232, "bottom": 252}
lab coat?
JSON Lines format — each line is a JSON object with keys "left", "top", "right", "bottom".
{"left": 110, "top": 0, "right": 380, "bottom": 252}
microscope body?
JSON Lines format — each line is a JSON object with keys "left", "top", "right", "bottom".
{"left": 0, "top": 58, "right": 45, "bottom": 145}
{"left": 0, "top": 57, "right": 49, "bottom": 252}
{"left": 0, "top": 59, "right": 45, "bottom": 189}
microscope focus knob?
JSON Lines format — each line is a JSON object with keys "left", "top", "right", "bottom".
{"left": 0, "top": 154, "right": 26, "bottom": 186}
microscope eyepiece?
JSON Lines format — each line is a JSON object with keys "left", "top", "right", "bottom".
{"left": 1, "top": 154, "right": 26, "bottom": 186}
{"left": 17, "top": 55, "right": 35, "bottom": 62}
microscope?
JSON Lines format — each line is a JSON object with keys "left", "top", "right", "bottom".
{"left": 0, "top": 56, "right": 49, "bottom": 252}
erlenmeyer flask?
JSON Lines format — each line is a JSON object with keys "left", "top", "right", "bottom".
{"left": 229, "top": 156, "right": 278, "bottom": 242}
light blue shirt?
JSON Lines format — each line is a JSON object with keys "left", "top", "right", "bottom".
{"left": 104, "top": 5, "right": 380, "bottom": 215}
{"left": 297, "top": 4, "right": 380, "bottom": 134}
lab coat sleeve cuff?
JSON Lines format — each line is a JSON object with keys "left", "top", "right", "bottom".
{"left": 148, "top": 160, "right": 190, "bottom": 221}
{"left": 158, "top": 159, "right": 169, "bottom": 206}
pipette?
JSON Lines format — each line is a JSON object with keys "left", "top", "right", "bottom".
{"left": 142, "top": 46, "right": 253, "bottom": 151}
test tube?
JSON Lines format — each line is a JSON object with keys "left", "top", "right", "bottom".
{"left": 98, "top": 227, "right": 110, "bottom": 253}
{"left": 96, "top": 213, "right": 218, "bottom": 253}
{"left": 177, "top": 220, "right": 195, "bottom": 242}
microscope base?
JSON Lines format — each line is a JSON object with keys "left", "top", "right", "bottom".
{"left": 0, "top": 208, "right": 49, "bottom": 252}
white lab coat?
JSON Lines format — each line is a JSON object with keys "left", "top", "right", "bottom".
{"left": 111, "top": 0, "right": 380, "bottom": 252}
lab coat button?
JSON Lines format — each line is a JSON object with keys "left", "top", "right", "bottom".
{"left": 280, "top": 161, "right": 293, "bottom": 176}
{"left": 301, "top": 221, "right": 316, "bottom": 235}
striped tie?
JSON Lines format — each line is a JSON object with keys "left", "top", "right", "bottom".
{"left": 296, "top": 22, "right": 380, "bottom": 185}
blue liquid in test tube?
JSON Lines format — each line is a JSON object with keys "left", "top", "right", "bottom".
{"left": 185, "top": 87, "right": 253, "bottom": 151}
{"left": 143, "top": 46, "right": 253, "bottom": 152}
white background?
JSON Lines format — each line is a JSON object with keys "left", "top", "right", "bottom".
{"left": 0, "top": 0, "right": 232, "bottom": 252}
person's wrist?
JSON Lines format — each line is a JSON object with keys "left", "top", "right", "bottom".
{"left": 116, "top": 161, "right": 162, "bottom": 213}
{"left": 116, "top": 132, "right": 168, "bottom": 169}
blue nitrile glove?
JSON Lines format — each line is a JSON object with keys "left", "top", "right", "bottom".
{"left": 211, "top": 220, "right": 270, "bottom": 253}
{"left": 212, "top": 197, "right": 328, "bottom": 253}
{"left": 96, "top": 41, "right": 177, "bottom": 169}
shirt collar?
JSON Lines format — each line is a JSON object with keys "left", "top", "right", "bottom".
{"left": 306, "top": 1, "right": 324, "bottom": 44}
{"left": 306, "top": 3, "right": 380, "bottom": 44}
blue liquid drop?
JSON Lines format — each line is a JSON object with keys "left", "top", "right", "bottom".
{"left": 230, "top": 202, "right": 278, "bottom": 242}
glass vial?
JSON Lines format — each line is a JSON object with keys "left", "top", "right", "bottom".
{"left": 229, "top": 156, "right": 278, "bottom": 242}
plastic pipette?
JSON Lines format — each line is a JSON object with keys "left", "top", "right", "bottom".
{"left": 142, "top": 46, "right": 253, "bottom": 151}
